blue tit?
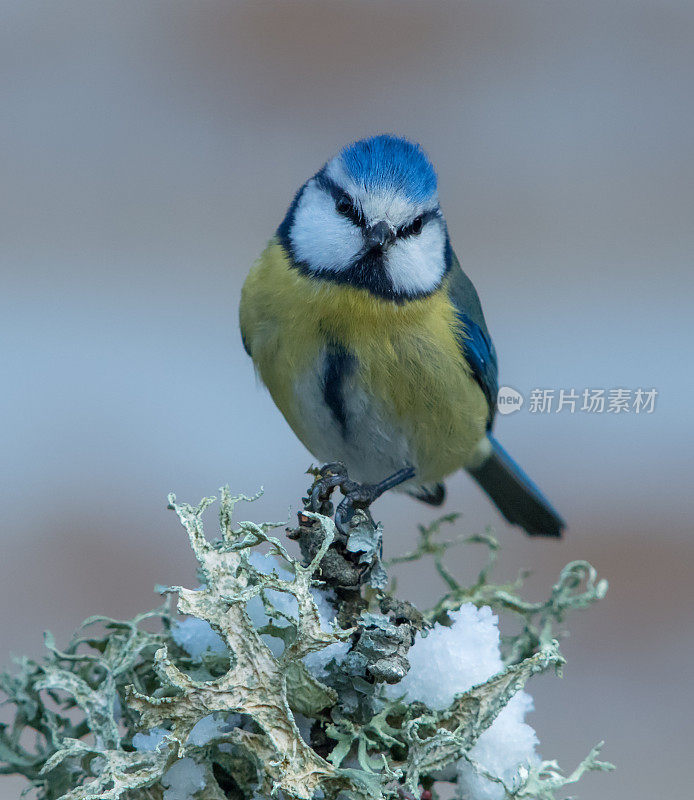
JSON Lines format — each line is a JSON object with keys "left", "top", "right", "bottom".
{"left": 239, "top": 135, "right": 564, "bottom": 537}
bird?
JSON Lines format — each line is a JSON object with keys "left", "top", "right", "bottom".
{"left": 239, "top": 135, "right": 565, "bottom": 537}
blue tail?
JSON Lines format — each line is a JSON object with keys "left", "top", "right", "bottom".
{"left": 467, "top": 437, "right": 565, "bottom": 537}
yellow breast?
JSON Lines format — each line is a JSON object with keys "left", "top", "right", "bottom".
{"left": 239, "top": 239, "right": 489, "bottom": 483}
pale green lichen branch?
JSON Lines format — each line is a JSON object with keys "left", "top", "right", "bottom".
{"left": 128, "top": 492, "right": 353, "bottom": 800}
{"left": 0, "top": 476, "right": 613, "bottom": 800}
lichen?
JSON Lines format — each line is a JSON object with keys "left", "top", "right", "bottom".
{"left": 389, "top": 515, "right": 608, "bottom": 664}
{"left": 0, "top": 472, "right": 614, "bottom": 800}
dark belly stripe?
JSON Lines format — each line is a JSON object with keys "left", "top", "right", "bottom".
{"left": 322, "top": 344, "right": 356, "bottom": 436}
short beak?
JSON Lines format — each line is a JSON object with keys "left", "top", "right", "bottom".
{"left": 365, "top": 221, "right": 395, "bottom": 250}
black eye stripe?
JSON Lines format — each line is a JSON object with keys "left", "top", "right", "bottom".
{"left": 316, "top": 175, "right": 364, "bottom": 227}
{"left": 335, "top": 194, "right": 363, "bottom": 227}
{"left": 397, "top": 208, "right": 440, "bottom": 238}
{"left": 315, "top": 173, "right": 440, "bottom": 235}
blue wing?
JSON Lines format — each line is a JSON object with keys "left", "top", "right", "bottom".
{"left": 446, "top": 247, "right": 498, "bottom": 427}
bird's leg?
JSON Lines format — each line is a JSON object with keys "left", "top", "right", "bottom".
{"left": 334, "top": 466, "right": 415, "bottom": 533}
{"left": 308, "top": 462, "right": 415, "bottom": 532}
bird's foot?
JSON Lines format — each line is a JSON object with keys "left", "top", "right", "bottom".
{"left": 307, "top": 462, "right": 349, "bottom": 516}
{"left": 307, "top": 463, "right": 415, "bottom": 533}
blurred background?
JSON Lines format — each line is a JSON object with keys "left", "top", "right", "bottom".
{"left": 1, "top": 1, "right": 693, "bottom": 797}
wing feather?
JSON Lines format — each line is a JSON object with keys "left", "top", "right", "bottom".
{"left": 446, "top": 249, "right": 498, "bottom": 427}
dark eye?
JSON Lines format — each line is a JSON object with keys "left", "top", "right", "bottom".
{"left": 336, "top": 194, "right": 353, "bottom": 215}
{"left": 410, "top": 215, "right": 423, "bottom": 235}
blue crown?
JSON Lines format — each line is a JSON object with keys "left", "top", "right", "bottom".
{"left": 338, "top": 135, "right": 438, "bottom": 204}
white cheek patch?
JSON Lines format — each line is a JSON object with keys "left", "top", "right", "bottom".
{"left": 290, "top": 180, "right": 363, "bottom": 273}
{"left": 385, "top": 222, "right": 447, "bottom": 296}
